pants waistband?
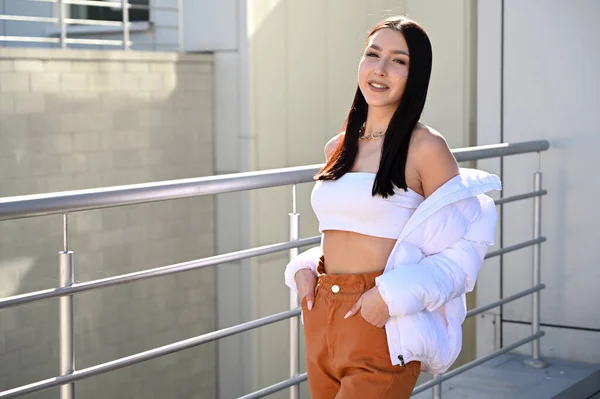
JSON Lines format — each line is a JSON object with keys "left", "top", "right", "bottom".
{"left": 316, "top": 256, "right": 383, "bottom": 301}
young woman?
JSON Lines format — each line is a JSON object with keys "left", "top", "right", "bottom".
{"left": 284, "top": 15, "right": 501, "bottom": 399}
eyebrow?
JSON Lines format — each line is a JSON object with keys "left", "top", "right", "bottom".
{"left": 369, "top": 44, "right": 409, "bottom": 57}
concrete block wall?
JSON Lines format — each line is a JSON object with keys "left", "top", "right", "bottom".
{"left": 0, "top": 48, "right": 217, "bottom": 398}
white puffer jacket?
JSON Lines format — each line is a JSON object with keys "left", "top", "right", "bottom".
{"left": 284, "top": 168, "right": 501, "bottom": 374}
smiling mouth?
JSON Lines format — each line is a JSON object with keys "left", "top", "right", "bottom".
{"left": 368, "top": 81, "right": 389, "bottom": 90}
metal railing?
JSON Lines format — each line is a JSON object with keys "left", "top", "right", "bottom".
{"left": 0, "top": 140, "right": 550, "bottom": 399}
{"left": 0, "top": 0, "right": 183, "bottom": 52}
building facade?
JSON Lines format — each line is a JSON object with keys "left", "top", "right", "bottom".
{"left": 1, "top": 1, "right": 598, "bottom": 398}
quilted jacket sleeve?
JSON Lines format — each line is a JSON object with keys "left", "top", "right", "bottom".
{"left": 283, "top": 245, "right": 322, "bottom": 292}
{"left": 375, "top": 194, "right": 498, "bottom": 317}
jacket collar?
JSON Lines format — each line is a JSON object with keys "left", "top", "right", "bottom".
{"left": 385, "top": 168, "right": 502, "bottom": 269}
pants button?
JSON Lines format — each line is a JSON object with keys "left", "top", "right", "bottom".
{"left": 331, "top": 285, "right": 340, "bottom": 293}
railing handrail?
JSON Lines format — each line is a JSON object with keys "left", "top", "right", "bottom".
{"left": 0, "top": 139, "right": 551, "bottom": 399}
{"left": 0, "top": 140, "right": 549, "bottom": 221}
{"left": 0, "top": 0, "right": 183, "bottom": 51}
{"left": 0, "top": 235, "right": 322, "bottom": 310}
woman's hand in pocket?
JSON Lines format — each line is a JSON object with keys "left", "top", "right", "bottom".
{"left": 295, "top": 269, "right": 317, "bottom": 310}
{"left": 344, "top": 286, "right": 389, "bottom": 328}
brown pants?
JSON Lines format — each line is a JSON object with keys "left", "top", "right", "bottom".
{"left": 302, "top": 257, "right": 420, "bottom": 399}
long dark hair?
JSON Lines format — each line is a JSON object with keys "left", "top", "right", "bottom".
{"left": 314, "top": 16, "right": 433, "bottom": 198}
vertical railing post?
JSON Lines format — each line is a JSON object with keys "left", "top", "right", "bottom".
{"left": 58, "top": 0, "right": 66, "bottom": 49}
{"left": 177, "top": 0, "right": 184, "bottom": 52}
{"left": 288, "top": 184, "right": 300, "bottom": 399}
{"left": 122, "top": 0, "right": 130, "bottom": 50}
{"left": 432, "top": 374, "right": 441, "bottom": 399}
{"left": 59, "top": 214, "right": 75, "bottom": 399}
{"left": 524, "top": 162, "right": 546, "bottom": 369}
{"left": 149, "top": 0, "right": 156, "bottom": 51}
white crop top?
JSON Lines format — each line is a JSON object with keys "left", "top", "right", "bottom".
{"left": 310, "top": 172, "right": 424, "bottom": 239}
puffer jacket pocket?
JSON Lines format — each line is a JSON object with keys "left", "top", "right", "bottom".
{"left": 394, "top": 309, "right": 460, "bottom": 374}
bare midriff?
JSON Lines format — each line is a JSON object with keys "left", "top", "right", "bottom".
{"left": 321, "top": 230, "right": 396, "bottom": 275}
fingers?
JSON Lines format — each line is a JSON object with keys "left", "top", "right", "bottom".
{"left": 344, "top": 297, "right": 362, "bottom": 319}
{"left": 296, "top": 269, "right": 317, "bottom": 311}
{"left": 304, "top": 292, "right": 314, "bottom": 310}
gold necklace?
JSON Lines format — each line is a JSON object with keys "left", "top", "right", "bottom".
{"left": 358, "top": 123, "right": 386, "bottom": 140}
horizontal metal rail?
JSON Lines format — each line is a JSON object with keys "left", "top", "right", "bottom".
{"left": 66, "top": 0, "right": 129, "bottom": 7}
{"left": 0, "top": 141, "right": 550, "bottom": 222}
{"left": 0, "top": 308, "right": 301, "bottom": 399}
{"left": 466, "top": 284, "right": 545, "bottom": 318}
{"left": 140, "top": 5, "right": 178, "bottom": 11}
{"left": 130, "top": 41, "right": 179, "bottom": 48}
{"left": 494, "top": 189, "right": 546, "bottom": 206}
{"left": 65, "top": 18, "right": 123, "bottom": 27}
{"left": 452, "top": 140, "right": 550, "bottom": 162}
{"left": 0, "top": 17, "right": 125, "bottom": 26}
{"left": 0, "top": 240, "right": 545, "bottom": 395}
{"left": 18, "top": 0, "right": 59, "bottom": 3}
{"left": 0, "top": 36, "right": 59, "bottom": 43}
{"left": 8, "top": 282, "right": 539, "bottom": 399}
{"left": 65, "top": 0, "right": 177, "bottom": 9}
{"left": 239, "top": 375, "right": 308, "bottom": 399}
{"left": 485, "top": 237, "right": 546, "bottom": 259}
{"left": 0, "top": 15, "right": 152, "bottom": 28}
{"left": 0, "top": 193, "right": 545, "bottom": 312}
{"left": 0, "top": 166, "right": 320, "bottom": 221}
{"left": 0, "top": 0, "right": 181, "bottom": 49}
{"left": 9, "top": 0, "right": 177, "bottom": 8}
{"left": 0, "top": 235, "right": 321, "bottom": 310}
{"left": 67, "top": 0, "right": 176, "bottom": 11}
{"left": 0, "top": 36, "right": 124, "bottom": 45}
{"left": 0, "top": 15, "right": 57, "bottom": 23}
{"left": 65, "top": 37, "right": 124, "bottom": 46}
{"left": 412, "top": 331, "right": 545, "bottom": 395}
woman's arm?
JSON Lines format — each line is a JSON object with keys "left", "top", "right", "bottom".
{"left": 375, "top": 130, "right": 497, "bottom": 316}
{"left": 375, "top": 194, "right": 497, "bottom": 316}
{"left": 283, "top": 245, "right": 322, "bottom": 292}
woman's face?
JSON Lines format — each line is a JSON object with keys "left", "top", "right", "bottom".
{"left": 358, "top": 28, "right": 410, "bottom": 111}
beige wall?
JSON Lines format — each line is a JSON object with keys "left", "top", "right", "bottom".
{"left": 213, "top": 1, "right": 478, "bottom": 397}
{"left": 0, "top": 49, "right": 216, "bottom": 398}
{"left": 476, "top": 0, "right": 600, "bottom": 364}
{"left": 404, "top": 0, "right": 478, "bottom": 149}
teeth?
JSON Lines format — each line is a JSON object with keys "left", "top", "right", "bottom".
{"left": 370, "top": 82, "right": 387, "bottom": 89}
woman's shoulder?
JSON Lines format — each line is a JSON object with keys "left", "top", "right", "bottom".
{"left": 324, "top": 132, "right": 345, "bottom": 159}
{"left": 410, "top": 123, "right": 449, "bottom": 154}
{"left": 409, "top": 123, "right": 459, "bottom": 197}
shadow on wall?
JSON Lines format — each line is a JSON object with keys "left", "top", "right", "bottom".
{"left": 0, "top": 55, "right": 218, "bottom": 399}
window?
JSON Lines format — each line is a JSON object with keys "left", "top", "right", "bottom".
{"left": 70, "top": 0, "right": 149, "bottom": 22}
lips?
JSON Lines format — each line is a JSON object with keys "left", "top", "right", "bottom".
{"left": 368, "top": 80, "right": 389, "bottom": 91}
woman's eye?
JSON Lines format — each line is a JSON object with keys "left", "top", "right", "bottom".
{"left": 394, "top": 59, "right": 406, "bottom": 65}
{"left": 366, "top": 52, "right": 378, "bottom": 58}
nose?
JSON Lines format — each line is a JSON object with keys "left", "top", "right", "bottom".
{"left": 374, "top": 59, "right": 386, "bottom": 77}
